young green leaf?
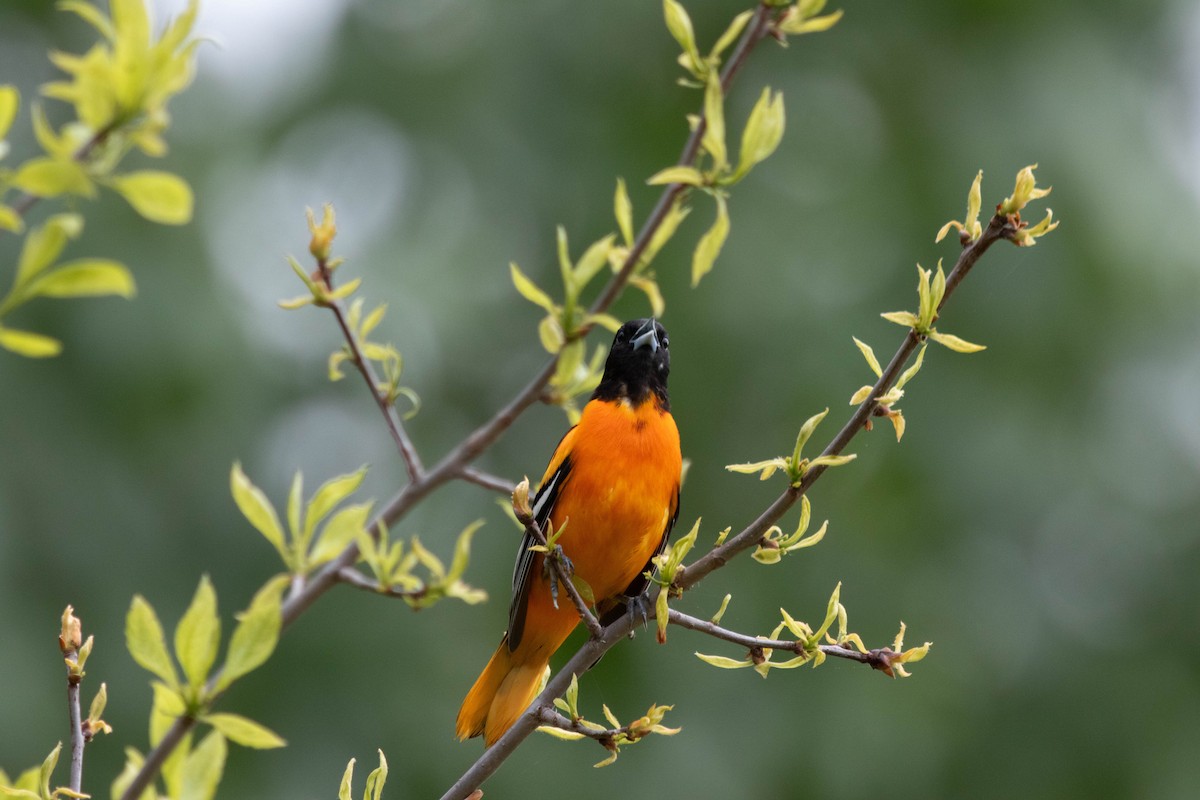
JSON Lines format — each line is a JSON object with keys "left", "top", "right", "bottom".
{"left": 108, "top": 171, "right": 194, "bottom": 225}
{"left": 11, "top": 158, "right": 94, "bottom": 198}
{"left": 338, "top": 759, "right": 356, "bottom": 800}
{"left": 0, "top": 327, "right": 62, "bottom": 358}
{"left": 14, "top": 214, "right": 83, "bottom": 289}
{"left": 175, "top": 576, "right": 220, "bottom": 690}
{"left": 230, "top": 463, "right": 288, "bottom": 565}
{"left": 310, "top": 502, "right": 372, "bottom": 566}
{"left": 645, "top": 165, "right": 705, "bottom": 187}
{"left": 29, "top": 259, "right": 136, "bottom": 300}
{"left": 215, "top": 576, "right": 285, "bottom": 692}
{"left": 0, "top": 85, "right": 17, "bottom": 141}
{"left": 304, "top": 467, "right": 367, "bottom": 542}
{"left": 202, "top": 713, "right": 286, "bottom": 749}
{"left": 701, "top": 73, "right": 727, "bottom": 172}
{"left": 691, "top": 193, "right": 729, "bottom": 286}
{"left": 178, "top": 731, "right": 226, "bottom": 800}
{"left": 929, "top": 330, "right": 986, "bottom": 353}
{"left": 127, "top": 595, "right": 179, "bottom": 689}
{"left": 614, "top": 178, "right": 633, "bottom": 245}
{"left": 364, "top": 750, "right": 388, "bottom": 800}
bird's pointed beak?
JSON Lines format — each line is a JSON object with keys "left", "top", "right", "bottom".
{"left": 631, "top": 318, "right": 659, "bottom": 353}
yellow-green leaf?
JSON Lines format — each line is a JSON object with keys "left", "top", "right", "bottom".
{"left": 537, "top": 726, "right": 587, "bottom": 741}
{"left": 230, "top": 463, "right": 288, "bottom": 563}
{"left": 852, "top": 336, "right": 881, "bottom": 377}
{"left": 0, "top": 205, "right": 22, "bottom": 233}
{"left": 28, "top": 259, "right": 135, "bottom": 299}
{"left": 310, "top": 502, "right": 372, "bottom": 566}
{"left": 58, "top": 1, "right": 117, "bottom": 41}
{"left": 127, "top": 595, "right": 179, "bottom": 689}
{"left": 880, "top": 310, "right": 920, "bottom": 327}
{"left": 179, "top": 731, "right": 226, "bottom": 800}
{"left": 0, "top": 85, "right": 17, "bottom": 141}
{"left": 701, "top": 73, "right": 727, "bottom": 171}
{"left": 202, "top": 713, "right": 286, "bottom": 749}
{"left": 929, "top": 330, "right": 986, "bottom": 353}
{"left": 175, "top": 576, "right": 220, "bottom": 690}
{"left": 364, "top": 750, "right": 388, "bottom": 800}
{"left": 694, "top": 652, "right": 752, "bottom": 669}
{"left": 646, "top": 165, "right": 705, "bottom": 187}
{"left": 0, "top": 327, "right": 62, "bottom": 358}
{"left": 736, "top": 87, "right": 785, "bottom": 179}
{"left": 305, "top": 467, "right": 367, "bottom": 539}
{"left": 109, "top": 171, "right": 194, "bottom": 225}
{"left": 691, "top": 193, "right": 729, "bottom": 286}
{"left": 538, "top": 315, "right": 565, "bottom": 354}
{"left": 15, "top": 213, "right": 82, "bottom": 288}
{"left": 11, "top": 157, "right": 94, "bottom": 198}
{"left": 338, "top": 759, "right": 355, "bottom": 800}
{"left": 215, "top": 576, "right": 285, "bottom": 692}
{"left": 614, "top": 178, "right": 633, "bottom": 245}
{"left": 510, "top": 262, "right": 556, "bottom": 313}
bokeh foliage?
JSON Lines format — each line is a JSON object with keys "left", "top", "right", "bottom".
{"left": 1, "top": 1, "right": 1198, "bottom": 799}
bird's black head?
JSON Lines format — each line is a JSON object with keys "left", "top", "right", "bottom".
{"left": 592, "top": 318, "right": 671, "bottom": 410}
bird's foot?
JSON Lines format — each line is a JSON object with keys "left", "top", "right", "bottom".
{"left": 543, "top": 544, "right": 575, "bottom": 610}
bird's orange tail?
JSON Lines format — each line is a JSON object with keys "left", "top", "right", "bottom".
{"left": 455, "top": 637, "right": 547, "bottom": 746}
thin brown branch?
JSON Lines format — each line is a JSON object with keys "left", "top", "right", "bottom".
{"left": 334, "top": 565, "right": 429, "bottom": 602}
{"left": 516, "top": 510, "right": 604, "bottom": 639}
{"left": 667, "top": 609, "right": 899, "bottom": 674}
{"left": 316, "top": 256, "right": 425, "bottom": 484}
{"left": 457, "top": 467, "right": 515, "bottom": 495}
{"left": 64, "top": 663, "right": 84, "bottom": 793}
{"left": 535, "top": 708, "right": 621, "bottom": 742}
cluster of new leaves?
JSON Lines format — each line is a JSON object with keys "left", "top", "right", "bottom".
{"left": 114, "top": 576, "right": 286, "bottom": 800}
{"left": 0, "top": 0, "right": 198, "bottom": 357}
{"left": 0, "top": 610, "right": 111, "bottom": 800}
{"left": 232, "top": 463, "right": 485, "bottom": 610}
{"left": 356, "top": 520, "right": 488, "bottom": 610}
{"left": 232, "top": 463, "right": 373, "bottom": 578}
{"left": 537, "top": 675, "right": 680, "bottom": 768}
{"left": 726, "top": 407, "right": 857, "bottom": 486}
{"left": 695, "top": 584, "right": 931, "bottom": 678}
{"left": 658, "top": 0, "right": 842, "bottom": 285}
{"left": 1, "top": 743, "right": 83, "bottom": 800}
{"left": 280, "top": 206, "right": 420, "bottom": 417}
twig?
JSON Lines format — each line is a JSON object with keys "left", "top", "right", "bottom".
{"left": 516, "top": 511, "right": 604, "bottom": 639}
{"left": 315, "top": 255, "right": 425, "bottom": 484}
{"left": 457, "top": 467, "right": 515, "bottom": 495}
{"left": 58, "top": 607, "right": 86, "bottom": 794}
{"left": 535, "top": 708, "right": 622, "bottom": 742}
{"left": 667, "top": 609, "right": 898, "bottom": 674}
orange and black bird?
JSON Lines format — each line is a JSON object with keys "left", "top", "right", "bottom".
{"left": 456, "top": 318, "right": 682, "bottom": 746}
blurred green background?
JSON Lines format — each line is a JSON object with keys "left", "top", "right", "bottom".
{"left": 3, "top": 0, "right": 1199, "bottom": 797}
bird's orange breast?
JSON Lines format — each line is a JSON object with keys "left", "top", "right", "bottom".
{"left": 543, "top": 396, "right": 681, "bottom": 602}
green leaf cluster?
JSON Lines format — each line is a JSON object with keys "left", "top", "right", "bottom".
{"left": 0, "top": 0, "right": 198, "bottom": 358}
{"left": 355, "top": 520, "right": 489, "bottom": 610}
{"left": 649, "top": 518, "right": 700, "bottom": 643}
{"left": 118, "top": 577, "right": 285, "bottom": 800}
{"left": 726, "top": 408, "right": 856, "bottom": 486}
{"left": 0, "top": 213, "right": 134, "bottom": 357}
{"left": 0, "top": 743, "right": 87, "bottom": 800}
{"left": 280, "top": 207, "right": 420, "bottom": 416}
{"left": 539, "top": 675, "right": 681, "bottom": 768}
{"left": 881, "top": 261, "right": 987, "bottom": 352}
{"left": 231, "top": 463, "right": 373, "bottom": 577}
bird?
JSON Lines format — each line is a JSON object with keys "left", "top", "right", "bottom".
{"left": 456, "top": 318, "right": 682, "bottom": 746}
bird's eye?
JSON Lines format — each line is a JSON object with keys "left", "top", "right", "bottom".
{"left": 661, "top": 336, "right": 669, "bottom": 349}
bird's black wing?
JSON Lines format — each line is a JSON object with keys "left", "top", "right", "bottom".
{"left": 507, "top": 450, "right": 572, "bottom": 650}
